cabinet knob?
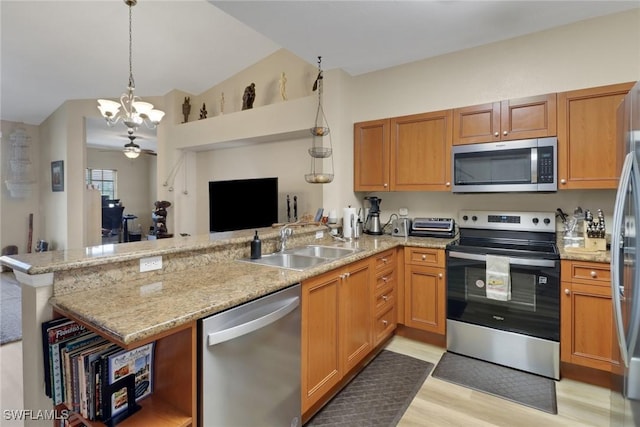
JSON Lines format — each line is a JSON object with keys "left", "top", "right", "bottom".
{"left": 590, "top": 271, "right": 597, "bottom": 278}
{"left": 382, "top": 295, "right": 388, "bottom": 301}
{"left": 565, "top": 288, "right": 570, "bottom": 295}
{"left": 382, "top": 276, "right": 389, "bottom": 283}
{"left": 503, "top": 130, "right": 508, "bottom": 136}
{"left": 344, "top": 272, "right": 351, "bottom": 279}
{"left": 421, "top": 255, "right": 426, "bottom": 260}
{"left": 438, "top": 273, "right": 443, "bottom": 279}
{"left": 494, "top": 131, "right": 499, "bottom": 137}
{"left": 382, "top": 258, "right": 388, "bottom": 263}
{"left": 446, "top": 182, "right": 450, "bottom": 187}
{"left": 382, "top": 320, "right": 388, "bottom": 326}
{"left": 560, "top": 179, "right": 567, "bottom": 184}
{"left": 384, "top": 183, "right": 388, "bottom": 188}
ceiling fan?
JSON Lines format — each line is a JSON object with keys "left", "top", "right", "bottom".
{"left": 122, "top": 133, "right": 156, "bottom": 158}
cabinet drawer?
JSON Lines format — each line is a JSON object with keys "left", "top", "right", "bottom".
{"left": 374, "top": 284, "right": 395, "bottom": 314}
{"left": 374, "top": 304, "right": 396, "bottom": 345}
{"left": 561, "top": 260, "right": 610, "bottom": 285}
{"left": 375, "top": 267, "right": 395, "bottom": 291}
{"left": 405, "top": 247, "right": 445, "bottom": 267}
{"left": 373, "top": 249, "right": 396, "bottom": 271}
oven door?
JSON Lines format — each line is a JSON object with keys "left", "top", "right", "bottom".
{"left": 446, "top": 249, "right": 560, "bottom": 341}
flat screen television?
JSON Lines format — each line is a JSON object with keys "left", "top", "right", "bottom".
{"left": 209, "top": 177, "right": 278, "bottom": 232}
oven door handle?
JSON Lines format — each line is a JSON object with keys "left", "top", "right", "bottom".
{"left": 447, "top": 251, "right": 556, "bottom": 268}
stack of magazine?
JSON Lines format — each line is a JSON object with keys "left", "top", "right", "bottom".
{"left": 41, "top": 317, "right": 154, "bottom": 422}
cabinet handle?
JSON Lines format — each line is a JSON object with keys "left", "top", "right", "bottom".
{"left": 565, "top": 288, "right": 570, "bottom": 295}
{"left": 421, "top": 255, "right": 427, "bottom": 260}
{"left": 438, "top": 273, "right": 443, "bottom": 279}
{"left": 382, "top": 295, "right": 388, "bottom": 301}
{"left": 494, "top": 131, "right": 499, "bottom": 137}
{"left": 503, "top": 130, "right": 508, "bottom": 136}
{"left": 446, "top": 182, "right": 451, "bottom": 187}
{"left": 382, "top": 258, "right": 388, "bottom": 263}
{"left": 382, "top": 320, "right": 388, "bottom": 326}
{"left": 560, "top": 179, "right": 567, "bottom": 184}
{"left": 382, "top": 276, "right": 389, "bottom": 283}
{"left": 344, "top": 272, "right": 350, "bottom": 279}
{"left": 590, "top": 271, "right": 597, "bottom": 278}
{"left": 384, "top": 183, "right": 388, "bottom": 188}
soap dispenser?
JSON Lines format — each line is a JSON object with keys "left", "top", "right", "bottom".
{"left": 251, "top": 230, "right": 262, "bottom": 259}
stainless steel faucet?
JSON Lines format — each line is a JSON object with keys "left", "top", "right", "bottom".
{"left": 278, "top": 222, "right": 345, "bottom": 252}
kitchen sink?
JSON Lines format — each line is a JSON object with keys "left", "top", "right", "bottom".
{"left": 239, "top": 245, "right": 361, "bottom": 271}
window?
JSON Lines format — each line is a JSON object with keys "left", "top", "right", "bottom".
{"left": 86, "top": 168, "right": 117, "bottom": 199}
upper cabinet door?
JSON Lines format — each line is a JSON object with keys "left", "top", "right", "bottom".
{"left": 557, "top": 82, "right": 634, "bottom": 190}
{"left": 501, "top": 93, "right": 557, "bottom": 141}
{"left": 453, "top": 93, "right": 556, "bottom": 145}
{"left": 354, "top": 119, "right": 390, "bottom": 192}
{"left": 452, "top": 102, "right": 501, "bottom": 145}
{"left": 390, "top": 110, "right": 453, "bottom": 191}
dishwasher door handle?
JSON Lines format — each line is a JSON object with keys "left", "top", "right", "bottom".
{"left": 208, "top": 296, "right": 300, "bottom": 346}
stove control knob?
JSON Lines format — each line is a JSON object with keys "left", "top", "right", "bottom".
{"left": 543, "top": 218, "right": 551, "bottom": 225}
{"left": 532, "top": 218, "right": 539, "bottom": 224}
{"left": 462, "top": 215, "right": 469, "bottom": 221}
{"left": 472, "top": 215, "right": 478, "bottom": 222}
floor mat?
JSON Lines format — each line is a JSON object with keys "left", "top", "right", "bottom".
{"left": 431, "top": 351, "right": 557, "bottom": 414}
{"left": 306, "top": 350, "right": 433, "bottom": 427}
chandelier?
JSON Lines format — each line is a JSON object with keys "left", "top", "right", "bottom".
{"left": 123, "top": 132, "right": 141, "bottom": 159}
{"left": 97, "top": 0, "right": 165, "bottom": 136}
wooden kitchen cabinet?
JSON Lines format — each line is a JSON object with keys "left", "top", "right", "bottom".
{"left": 452, "top": 93, "right": 557, "bottom": 145}
{"left": 403, "top": 247, "right": 446, "bottom": 335}
{"left": 557, "top": 82, "right": 634, "bottom": 189}
{"left": 354, "top": 118, "right": 390, "bottom": 191}
{"left": 561, "top": 260, "right": 619, "bottom": 372}
{"left": 301, "top": 258, "right": 372, "bottom": 413}
{"left": 354, "top": 110, "right": 452, "bottom": 191}
{"left": 372, "top": 249, "right": 398, "bottom": 346}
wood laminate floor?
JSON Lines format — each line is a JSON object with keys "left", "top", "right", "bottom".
{"left": 0, "top": 334, "right": 616, "bottom": 427}
{"left": 386, "top": 335, "right": 616, "bottom": 427}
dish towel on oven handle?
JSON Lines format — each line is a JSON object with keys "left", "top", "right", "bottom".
{"left": 485, "top": 254, "right": 511, "bottom": 301}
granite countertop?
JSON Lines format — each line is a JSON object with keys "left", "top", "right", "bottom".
{"left": 48, "top": 233, "right": 453, "bottom": 346}
{"left": 7, "top": 226, "right": 610, "bottom": 347}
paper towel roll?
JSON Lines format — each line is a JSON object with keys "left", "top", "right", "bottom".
{"left": 343, "top": 207, "right": 357, "bottom": 238}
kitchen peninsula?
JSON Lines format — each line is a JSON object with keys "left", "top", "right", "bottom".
{"left": 1, "top": 225, "right": 450, "bottom": 426}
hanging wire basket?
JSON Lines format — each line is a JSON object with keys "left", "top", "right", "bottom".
{"left": 308, "top": 146, "right": 332, "bottom": 158}
{"left": 306, "top": 56, "right": 334, "bottom": 184}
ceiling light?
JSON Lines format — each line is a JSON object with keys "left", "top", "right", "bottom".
{"left": 123, "top": 133, "right": 141, "bottom": 159}
{"left": 97, "top": 0, "right": 165, "bottom": 133}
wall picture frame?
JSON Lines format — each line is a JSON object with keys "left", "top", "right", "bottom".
{"left": 51, "top": 160, "right": 64, "bottom": 192}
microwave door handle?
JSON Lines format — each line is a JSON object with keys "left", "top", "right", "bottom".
{"left": 531, "top": 147, "right": 538, "bottom": 183}
{"left": 447, "top": 251, "right": 556, "bottom": 268}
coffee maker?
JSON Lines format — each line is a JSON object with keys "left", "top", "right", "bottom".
{"left": 363, "top": 196, "right": 383, "bottom": 235}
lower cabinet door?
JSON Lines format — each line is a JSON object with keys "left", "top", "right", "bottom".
{"left": 404, "top": 264, "right": 446, "bottom": 335}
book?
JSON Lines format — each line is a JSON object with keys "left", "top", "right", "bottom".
{"left": 79, "top": 341, "right": 114, "bottom": 419}
{"left": 42, "top": 318, "right": 88, "bottom": 405}
{"left": 106, "top": 342, "right": 154, "bottom": 418}
{"left": 59, "top": 332, "right": 102, "bottom": 409}
{"left": 41, "top": 317, "right": 72, "bottom": 397}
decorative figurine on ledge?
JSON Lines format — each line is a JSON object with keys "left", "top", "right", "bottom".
{"left": 220, "top": 92, "right": 225, "bottom": 115}
{"left": 182, "top": 97, "right": 191, "bottom": 123}
{"left": 279, "top": 72, "right": 287, "bottom": 101}
{"left": 200, "top": 103, "right": 207, "bottom": 119}
{"left": 242, "top": 83, "right": 256, "bottom": 110}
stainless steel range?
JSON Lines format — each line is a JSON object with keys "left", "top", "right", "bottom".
{"left": 445, "top": 210, "right": 560, "bottom": 379}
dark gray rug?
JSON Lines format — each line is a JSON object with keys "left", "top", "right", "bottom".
{"left": 432, "top": 352, "right": 557, "bottom": 414}
{"left": 306, "top": 350, "right": 433, "bottom": 426}
{"left": 0, "top": 272, "right": 21, "bottom": 345}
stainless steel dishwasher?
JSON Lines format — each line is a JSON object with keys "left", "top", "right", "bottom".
{"left": 199, "top": 284, "right": 301, "bottom": 427}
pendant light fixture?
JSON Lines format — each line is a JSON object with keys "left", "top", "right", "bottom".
{"left": 305, "top": 56, "right": 334, "bottom": 184}
{"left": 97, "top": 0, "right": 165, "bottom": 136}
{"left": 123, "top": 132, "right": 141, "bottom": 159}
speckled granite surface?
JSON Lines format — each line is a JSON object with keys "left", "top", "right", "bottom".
{"left": 43, "top": 231, "right": 453, "bottom": 346}
{"left": 3, "top": 225, "right": 610, "bottom": 347}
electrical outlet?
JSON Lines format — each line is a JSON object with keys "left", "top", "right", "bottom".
{"left": 140, "top": 256, "right": 162, "bottom": 272}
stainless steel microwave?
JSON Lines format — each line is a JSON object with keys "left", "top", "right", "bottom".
{"left": 451, "top": 137, "right": 557, "bottom": 193}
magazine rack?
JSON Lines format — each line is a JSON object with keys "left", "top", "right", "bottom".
{"left": 102, "top": 374, "right": 141, "bottom": 427}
